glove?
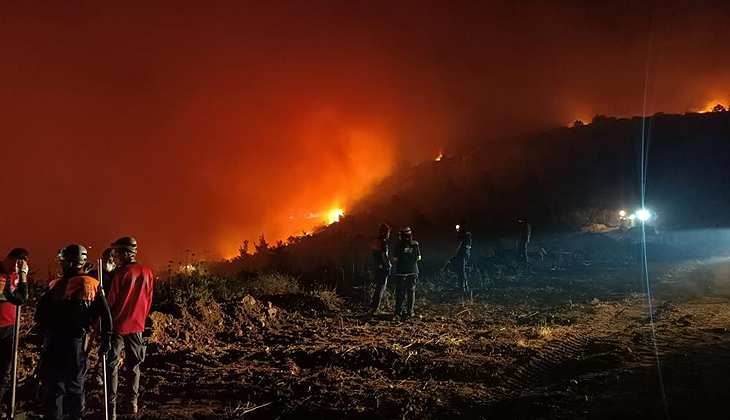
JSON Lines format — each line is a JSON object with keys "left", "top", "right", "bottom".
{"left": 15, "top": 260, "right": 29, "bottom": 275}
{"left": 82, "top": 262, "right": 94, "bottom": 274}
{"left": 100, "top": 333, "right": 112, "bottom": 355}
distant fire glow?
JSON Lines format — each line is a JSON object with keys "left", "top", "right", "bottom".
{"left": 695, "top": 100, "right": 728, "bottom": 113}
{"left": 327, "top": 208, "right": 345, "bottom": 224}
{"left": 435, "top": 152, "right": 443, "bottom": 162}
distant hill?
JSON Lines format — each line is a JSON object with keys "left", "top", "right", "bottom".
{"left": 222, "top": 111, "right": 730, "bottom": 280}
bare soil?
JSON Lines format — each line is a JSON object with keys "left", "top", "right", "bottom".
{"left": 13, "top": 256, "right": 730, "bottom": 419}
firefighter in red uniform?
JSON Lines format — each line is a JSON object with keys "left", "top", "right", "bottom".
{"left": 0, "top": 248, "right": 29, "bottom": 416}
{"left": 35, "top": 245, "right": 112, "bottom": 420}
{"left": 106, "top": 237, "right": 153, "bottom": 418}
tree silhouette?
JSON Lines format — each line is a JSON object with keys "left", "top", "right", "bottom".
{"left": 255, "top": 234, "right": 269, "bottom": 254}
{"left": 711, "top": 104, "right": 727, "bottom": 113}
{"left": 238, "top": 239, "right": 250, "bottom": 258}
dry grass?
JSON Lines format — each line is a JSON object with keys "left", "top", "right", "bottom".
{"left": 536, "top": 324, "right": 554, "bottom": 340}
{"left": 244, "top": 272, "right": 300, "bottom": 295}
{"left": 309, "top": 288, "right": 344, "bottom": 310}
{"left": 436, "top": 335, "right": 463, "bottom": 348}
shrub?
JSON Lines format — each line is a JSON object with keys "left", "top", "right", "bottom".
{"left": 241, "top": 272, "right": 300, "bottom": 295}
{"left": 154, "top": 271, "right": 300, "bottom": 307}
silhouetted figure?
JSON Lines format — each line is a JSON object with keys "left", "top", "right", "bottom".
{"left": 88, "top": 248, "right": 116, "bottom": 386}
{"left": 0, "top": 248, "right": 30, "bottom": 415}
{"left": 106, "top": 237, "right": 154, "bottom": 419}
{"left": 36, "top": 245, "right": 112, "bottom": 420}
{"left": 517, "top": 220, "right": 531, "bottom": 264}
{"left": 370, "top": 224, "right": 391, "bottom": 315}
{"left": 452, "top": 220, "right": 472, "bottom": 292}
{"left": 392, "top": 227, "right": 421, "bottom": 321}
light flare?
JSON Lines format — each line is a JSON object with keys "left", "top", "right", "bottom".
{"left": 636, "top": 209, "right": 651, "bottom": 222}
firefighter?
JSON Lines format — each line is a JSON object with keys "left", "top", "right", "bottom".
{"left": 0, "top": 248, "right": 29, "bottom": 417}
{"left": 517, "top": 219, "right": 531, "bottom": 264}
{"left": 392, "top": 227, "right": 421, "bottom": 321}
{"left": 35, "top": 245, "right": 112, "bottom": 420}
{"left": 89, "top": 247, "right": 115, "bottom": 386}
{"left": 369, "top": 224, "right": 392, "bottom": 315}
{"left": 452, "top": 220, "right": 472, "bottom": 292}
{"left": 96, "top": 247, "right": 115, "bottom": 294}
{"left": 106, "top": 237, "right": 154, "bottom": 418}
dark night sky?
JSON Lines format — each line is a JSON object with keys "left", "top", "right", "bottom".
{"left": 1, "top": 0, "right": 729, "bottom": 270}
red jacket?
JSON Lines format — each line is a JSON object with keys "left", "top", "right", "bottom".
{"left": 0, "top": 272, "right": 19, "bottom": 328}
{"left": 107, "top": 263, "right": 154, "bottom": 335}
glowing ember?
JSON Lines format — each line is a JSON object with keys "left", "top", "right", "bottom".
{"left": 435, "top": 152, "right": 443, "bottom": 162}
{"left": 327, "top": 208, "right": 345, "bottom": 224}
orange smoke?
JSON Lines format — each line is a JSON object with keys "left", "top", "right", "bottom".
{"left": 3, "top": 1, "right": 730, "bottom": 269}
{"left": 214, "top": 117, "right": 395, "bottom": 259}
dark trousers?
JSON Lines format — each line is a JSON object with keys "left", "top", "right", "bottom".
{"left": 393, "top": 274, "right": 417, "bottom": 317}
{"left": 370, "top": 269, "right": 389, "bottom": 311}
{"left": 40, "top": 335, "right": 87, "bottom": 420}
{"left": 0, "top": 324, "right": 14, "bottom": 405}
{"left": 107, "top": 332, "right": 145, "bottom": 408}
{"left": 518, "top": 237, "right": 530, "bottom": 263}
{"left": 452, "top": 257, "right": 469, "bottom": 291}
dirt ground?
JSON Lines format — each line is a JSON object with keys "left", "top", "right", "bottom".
{"left": 12, "top": 253, "right": 730, "bottom": 420}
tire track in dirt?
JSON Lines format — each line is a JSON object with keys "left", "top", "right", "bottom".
{"left": 491, "top": 304, "right": 636, "bottom": 402}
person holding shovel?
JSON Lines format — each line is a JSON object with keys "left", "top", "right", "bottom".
{"left": 35, "top": 245, "right": 112, "bottom": 420}
{"left": 0, "top": 248, "right": 29, "bottom": 418}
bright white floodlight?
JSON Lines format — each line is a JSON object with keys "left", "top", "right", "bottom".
{"left": 619, "top": 210, "right": 627, "bottom": 218}
{"left": 636, "top": 209, "right": 651, "bottom": 222}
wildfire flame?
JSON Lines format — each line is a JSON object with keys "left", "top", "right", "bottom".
{"left": 435, "top": 152, "right": 443, "bottom": 162}
{"left": 695, "top": 99, "right": 728, "bottom": 113}
{"left": 327, "top": 208, "right": 345, "bottom": 224}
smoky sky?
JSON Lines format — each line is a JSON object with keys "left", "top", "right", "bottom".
{"left": 1, "top": 0, "right": 729, "bottom": 270}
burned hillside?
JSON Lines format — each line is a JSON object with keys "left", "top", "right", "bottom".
{"left": 216, "top": 111, "right": 730, "bottom": 281}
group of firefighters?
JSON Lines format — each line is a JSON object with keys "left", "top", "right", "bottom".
{"left": 0, "top": 223, "right": 530, "bottom": 417}
{"left": 369, "top": 220, "right": 531, "bottom": 320}
{"left": 0, "top": 237, "right": 153, "bottom": 420}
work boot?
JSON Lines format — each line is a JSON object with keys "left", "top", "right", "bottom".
{"left": 129, "top": 398, "right": 139, "bottom": 414}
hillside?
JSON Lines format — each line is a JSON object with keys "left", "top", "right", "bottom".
{"left": 218, "top": 111, "right": 730, "bottom": 281}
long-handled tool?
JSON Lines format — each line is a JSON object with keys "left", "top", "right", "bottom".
{"left": 98, "top": 260, "right": 110, "bottom": 420}
{"left": 9, "top": 304, "right": 23, "bottom": 419}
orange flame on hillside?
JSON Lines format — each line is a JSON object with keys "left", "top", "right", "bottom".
{"left": 326, "top": 208, "right": 345, "bottom": 225}
{"left": 694, "top": 99, "right": 729, "bottom": 113}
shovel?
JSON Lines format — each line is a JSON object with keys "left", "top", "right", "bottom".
{"left": 98, "top": 261, "right": 110, "bottom": 420}
{"left": 9, "top": 304, "right": 26, "bottom": 419}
